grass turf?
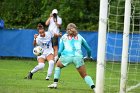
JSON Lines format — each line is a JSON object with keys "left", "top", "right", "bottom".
{"left": 0, "top": 59, "right": 139, "bottom": 93}
{"left": 0, "top": 59, "right": 96, "bottom": 93}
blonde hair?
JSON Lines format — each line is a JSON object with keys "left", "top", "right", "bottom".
{"left": 66, "top": 23, "right": 78, "bottom": 36}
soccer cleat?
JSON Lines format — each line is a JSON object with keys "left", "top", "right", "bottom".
{"left": 48, "top": 83, "right": 57, "bottom": 89}
{"left": 24, "top": 72, "right": 33, "bottom": 79}
{"left": 45, "top": 76, "right": 50, "bottom": 80}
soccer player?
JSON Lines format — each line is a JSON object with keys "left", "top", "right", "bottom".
{"left": 48, "top": 23, "right": 96, "bottom": 92}
{"left": 45, "top": 9, "right": 62, "bottom": 63}
{"left": 25, "top": 26, "right": 61, "bottom": 80}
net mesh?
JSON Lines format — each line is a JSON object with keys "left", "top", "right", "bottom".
{"left": 104, "top": 0, "right": 140, "bottom": 92}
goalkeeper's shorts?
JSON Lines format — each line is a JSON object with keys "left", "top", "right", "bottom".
{"left": 59, "top": 56, "right": 84, "bottom": 68}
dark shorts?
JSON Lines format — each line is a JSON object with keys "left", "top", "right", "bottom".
{"left": 52, "top": 37, "right": 58, "bottom": 46}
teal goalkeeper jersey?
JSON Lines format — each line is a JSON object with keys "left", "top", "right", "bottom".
{"left": 58, "top": 34, "right": 91, "bottom": 57}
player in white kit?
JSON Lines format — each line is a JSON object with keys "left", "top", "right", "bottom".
{"left": 25, "top": 26, "right": 61, "bottom": 80}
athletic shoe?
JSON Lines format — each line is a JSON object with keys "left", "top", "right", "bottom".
{"left": 24, "top": 72, "right": 33, "bottom": 79}
{"left": 48, "top": 83, "right": 57, "bottom": 89}
{"left": 45, "top": 76, "right": 50, "bottom": 80}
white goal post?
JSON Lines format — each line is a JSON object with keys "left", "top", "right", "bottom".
{"left": 119, "top": 0, "right": 131, "bottom": 93}
{"left": 96, "top": 0, "right": 108, "bottom": 93}
{"left": 96, "top": 0, "right": 133, "bottom": 93}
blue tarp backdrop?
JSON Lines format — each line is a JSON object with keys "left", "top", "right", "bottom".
{"left": 106, "top": 32, "right": 140, "bottom": 62}
{"left": 0, "top": 20, "right": 4, "bottom": 29}
{"left": 0, "top": 29, "right": 98, "bottom": 59}
{"left": 0, "top": 29, "right": 37, "bottom": 57}
{"left": 0, "top": 29, "right": 140, "bottom": 62}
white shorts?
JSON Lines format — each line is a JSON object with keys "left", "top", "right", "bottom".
{"left": 37, "top": 48, "right": 54, "bottom": 60}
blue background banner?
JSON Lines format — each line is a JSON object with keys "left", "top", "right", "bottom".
{"left": 0, "top": 20, "right": 4, "bottom": 29}
{"left": 106, "top": 32, "right": 140, "bottom": 62}
{"left": 0, "top": 29, "right": 37, "bottom": 57}
{"left": 0, "top": 29, "right": 98, "bottom": 58}
{"left": 0, "top": 29, "right": 140, "bottom": 62}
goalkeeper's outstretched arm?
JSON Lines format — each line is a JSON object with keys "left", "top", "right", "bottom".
{"left": 82, "top": 37, "right": 91, "bottom": 58}
{"left": 58, "top": 37, "right": 64, "bottom": 57}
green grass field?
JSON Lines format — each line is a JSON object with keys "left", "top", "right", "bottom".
{"left": 0, "top": 59, "right": 96, "bottom": 93}
{"left": 0, "top": 59, "right": 139, "bottom": 93}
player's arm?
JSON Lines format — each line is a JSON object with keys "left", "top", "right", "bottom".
{"left": 82, "top": 37, "right": 91, "bottom": 58}
{"left": 33, "top": 34, "right": 38, "bottom": 47}
{"left": 55, "top": 18, "right": 62, "bottom": 29}
{"left": 58, "top": 37, "right": 64, "bottom": 57}
{"left": 45, "top": 17, "right": 51, "bottom": 26}
{"left": 45, "top": 14, "right": 52, "bottom": 26}
{"left": 55, "top": 22, "right": 61, "bottom": 28}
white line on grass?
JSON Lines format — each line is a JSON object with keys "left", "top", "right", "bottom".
{"left": 126, "top": 83, "right": 140, "bottom": 92}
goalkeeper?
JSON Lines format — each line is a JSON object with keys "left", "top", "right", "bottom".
{"left": 48, "top": 23, "right": 95, "bottom": 92}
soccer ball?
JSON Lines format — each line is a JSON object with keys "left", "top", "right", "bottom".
{"left": 33, "top": 46, "right": 43, "bottom": 56}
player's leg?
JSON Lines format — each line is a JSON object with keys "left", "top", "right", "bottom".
{"left": 46, "top": 54, "right": 55, "bottom": 80}
{"left": 25, "top": 56, "right": 45, "bottom": 79}
{"left": 77, "top": 65, "right": 95, "bottom": 90}
{"left": 52, "top": 37, "right": 58, "bottom": 62}
{"left": 48, "top": 60, "right": 64, "bottom": 88}
{"left": 48, "top": 56, "right": 72, "bottom": 88}
{"left": 53, "top": 45, "right": 58, "bottom": 62}
{"left": 74, "top": 57, "right": 95, "bottom": 92}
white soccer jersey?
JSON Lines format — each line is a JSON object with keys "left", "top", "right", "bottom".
{"left": 36, "top": 31, "right": 54, "bottom": 55}
{"left": 48, "top": 16, "right": 62, "bottom": 34}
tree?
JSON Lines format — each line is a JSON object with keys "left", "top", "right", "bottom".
{"left": 0, "top": 0, "right": 99, "bottom": 31}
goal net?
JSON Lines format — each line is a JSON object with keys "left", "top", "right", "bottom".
{"left": 105, "top": 0, "right": 125, "bottom": 92}
{"left": 96, "top": 0, "right": 140, "bottom": 93}
{"left": 126, "top": 0, "right": 140, "bottom": 92}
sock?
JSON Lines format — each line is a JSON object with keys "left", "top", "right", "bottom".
{"left": 47, "top": 60, "right": 54, "bottom": 77}
{"left": 84, "top": 75, "right": 95, "bottom": 89}
{"left": 91, "top": 85, "right": 95, "bottom": 89}
{"left": 54, "top": 55, "right": 58, "bottom": 62}
{"left": 31, "top": 63, "right": 45, "bottom": 74}
{"left": 54, "top": 79, "right": 58, "bottom": 84}
{"left": 54, "top": 67, "right": 61, "bottom": 79}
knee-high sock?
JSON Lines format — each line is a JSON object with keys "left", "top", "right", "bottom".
{"left": 47, "top": 60, "right": 54, "bottom": 77}
{"left": 84, "top": 75, "right": 95, "bottom": 88}
{"left": 54, "top": 67, "right": 61, "bottom": 79}
{"left": 54, "top": 55, "right": 58, "bottom": 63}
{"left": 31, "top": 63, "right": 45, "bottom": 74}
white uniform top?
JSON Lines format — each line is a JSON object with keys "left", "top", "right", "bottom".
{"left": 48, "top": 16, "right": 62, "bottom": 34}
{"left": 36, "top": 31, "right": 54, "bottom": 55}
